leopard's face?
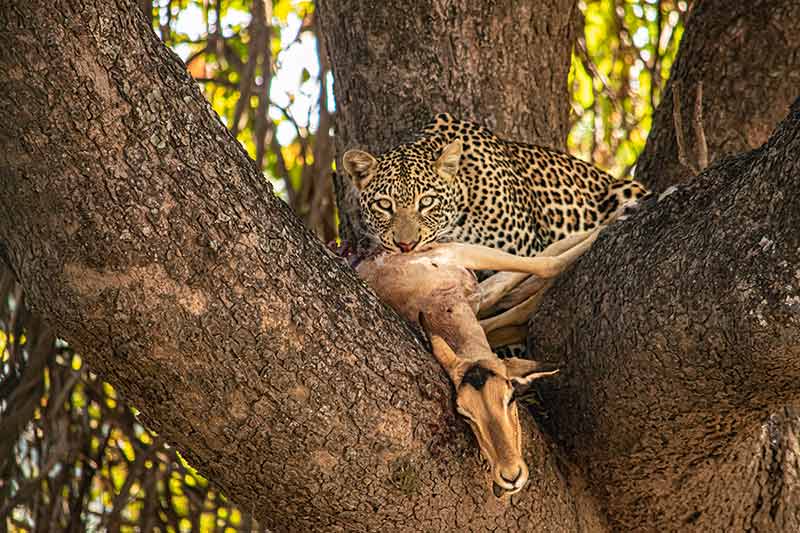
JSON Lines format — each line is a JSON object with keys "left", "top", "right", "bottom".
{"left": 343, "top": 141, "right": 464, "bottom": 253}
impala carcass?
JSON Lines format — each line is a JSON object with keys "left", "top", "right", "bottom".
{"left": 354, "top": 229, "right": 601, "bottom": 497}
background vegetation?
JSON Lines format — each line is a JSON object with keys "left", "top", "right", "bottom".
{"left": 1, "top": 0, "right": 688, "bottom": 530}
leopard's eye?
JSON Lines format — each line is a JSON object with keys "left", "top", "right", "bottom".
{"left": 372, "top": 198, "right": 393, "bottom": 213}
{"left": 418, "top": 195, "right": 437, "bottom": 209}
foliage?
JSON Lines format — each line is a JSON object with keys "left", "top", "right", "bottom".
{"left": 568, "top": 0, "right": 687, "bottom": 177}
{"left": 0, "top": 269, "right": 261, "bottom": 532}
{"left": 157, "top": 0, "right": 336, "bottom": 241}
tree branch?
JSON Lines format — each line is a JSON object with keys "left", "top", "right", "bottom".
{"left": 672, "top": 81, "right": 698, "bottom": 174}
{"left": 529, "top": 98, "right": 800, "bottom": 530}
{"left": 693, "top": 81, "right": 708, "bottom": 170}
{"left": 636, "top": 0, "right": 800, "bottom": 192}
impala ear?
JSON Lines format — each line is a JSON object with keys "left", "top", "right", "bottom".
{"left": 430, "top": 335, "right": 466, "bottom": 385}
{"left": 419, "top": 312, "right": 466, "bottom": 385}
{"left": 434, "top": 140, "right": 462, "bottom": 181}
{"left": 504, "top": 358, "right": 560, "bottom": 392}
{"left": 342, "top": 149, "right": 378, "bottom": 190}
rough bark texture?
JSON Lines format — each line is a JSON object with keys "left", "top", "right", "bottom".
{"left": 316, "top": 0, "right": 578, "bottom": 156}
{"left": 629, "top": 3, "right": 800, "bottom": 530}
{"left": 528, "top": 98, "right": 800, "bottom": 531}
{"left": 635, "top": 0, "right": 800, "bottom": 193}
{"left": 0, "top": 2, "right": 601, "bottom": 532}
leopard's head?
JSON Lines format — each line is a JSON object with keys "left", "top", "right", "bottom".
{"left": 343, "top": 140, "right": 464, "bottom": 253}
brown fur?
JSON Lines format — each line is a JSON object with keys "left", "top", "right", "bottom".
{"left": 354, "top": 235, "right": 602, "bottom": 496}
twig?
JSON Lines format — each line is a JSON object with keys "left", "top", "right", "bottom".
{"left": 672, "top": 82, "right": 698, "bottom": 174}
{"left": 102, "top": 436, "right": 164, "bottom": 531}
{"left": 650, "top": 0, "right": 664, "bottom": 113}
{"left": 231, "top": 0, "right": 268, "bottom": 136}
{"left": 694, "top": 81, "right": 709, "bottom": 170}
{"left": 68, "top": 430, "right": 112, "bottom": 532}
{"left": 273, "top": 103, "right": 303, "bottom": 136}
{"left": 575, "top": 37, "right": 624, "bottom": 115}
{"left": 672, "top": 81, "right": 709, "bottom": 175}
{"left": 305, "top": 27, "right": 337, "bottom": 242}
{"left": 0, "top": 449, "right": 65, "bottom": 517}
{"left": 269, "top": 134, "right": 296, "bottom": 206}
{"left": 253, "top": 0, "right": 274, "bottom": 171}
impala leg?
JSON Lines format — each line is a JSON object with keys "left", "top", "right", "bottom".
{"left": 486, "top": 324, "right": 529, "bottom": 349}
{"left": 480, "top": 228, "right": 605, "bottom": 333}
{"left": 525, "top": 228, "right": 601, "bottom": 276}
{"left": 480, "top": 275, "right": 550, "bottom": 317}
{"left": 476, "top": 229, "right": 599, "bottom": 314}
{"left": 479, "top": 280, "right": 555, "bottom": 334}
{"left": 536, "top": 229, "right": 598, "bottom": 256}
{"left": 428, "top": 229, "right": 598, "bottom": 277}
{"left": 477, "top": 272, "right": 530, "bottom": 315}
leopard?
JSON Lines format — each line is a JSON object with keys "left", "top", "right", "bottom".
{"left": 342, "top": 113, "right": 649, "bottom": 259}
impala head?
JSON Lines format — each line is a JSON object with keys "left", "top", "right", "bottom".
{"left": 427, "top": 334, "right": 558, "bottom": 497}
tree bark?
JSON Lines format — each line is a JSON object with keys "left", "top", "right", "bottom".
{"left": 0, "top": 1, "right": 601, "bottom": 531}
{"left": 316, "top": 0, "right": 578, "bottom": 155}
{"left": 528, "top": 98, "right": 800, "bottom": 531}
{"left": 635, "top": 0, "right": 800, "bottom": 193}
{"left": 629, "top": 2, "right": 800, "bottom": 529}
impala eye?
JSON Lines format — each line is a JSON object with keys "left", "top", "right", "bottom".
{"left": 419, "top": 195, "right": 436, "bottom": 209}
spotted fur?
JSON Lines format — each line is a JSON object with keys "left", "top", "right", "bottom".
{"left": 343, "top": 113, "right": 649, "bottom": 257}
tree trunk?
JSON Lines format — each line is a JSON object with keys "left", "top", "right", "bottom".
{"left": 630, "top": 2, "right": 800, "bottom": 530}
{"left": 635, "top": 0, "right": 800, "bottom": 193}
{"left": 316, "top": 0, "right": 578, "bottom": 155}
{"left": 0, "top": 1, "right": 601, "bottom": 531}
{"left": 527, "top": 97, "right": 800, "bottom": 530}
{"left": 317, "top": 0, "right": 582, "bottom": 272}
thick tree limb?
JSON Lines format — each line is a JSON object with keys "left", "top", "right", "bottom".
{"left": 636, "top": 0, "right": 800, "bottom": 193}
{"left": 5, "top": 1, "right": 797, "bottom": 531}
{"left": 0, "top": 2, "right": 601, "bottom": 531}
{"left": 629, "top": 2, "right": 800, "bottom": 529}
{"left": 529, "top": 98, "right": 800, "bottom": 530}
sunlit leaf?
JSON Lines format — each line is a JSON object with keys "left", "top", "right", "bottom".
{"left": 71, "top": 382, "right": 86, "bottom": 409}
{"left": 110, "top": 463, "right": 127, "bottom": 492}
{"left": 119, "top": 434, "right": 136, "bottom": 462}
{"left": 273, "top": 0, "right": 293, "bottom": 22}
{"left": 569, "top": 0, "right": 685, "bottom": 176}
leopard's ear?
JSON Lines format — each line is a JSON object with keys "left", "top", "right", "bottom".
{"left": 435, "top": 140, "right": 462, "bottom": 182}
{"left": 342, "top": 149, "right": 378, "bottom": 190}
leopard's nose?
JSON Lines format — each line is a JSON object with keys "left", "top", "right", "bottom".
{"left": 394, "top": 239, "right": 419, "bottom": 252}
